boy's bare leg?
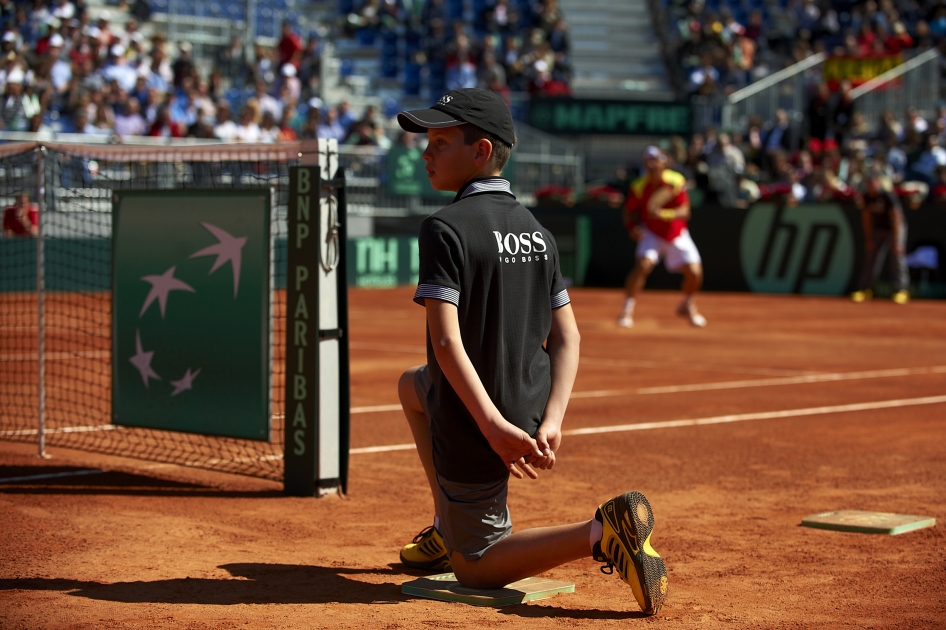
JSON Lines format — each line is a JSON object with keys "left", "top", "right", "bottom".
{"left": 398, "top": 366, "right": 439, "bottom": 513}
{"left": 449, "top": 520, "right": 594, "bottom": 589}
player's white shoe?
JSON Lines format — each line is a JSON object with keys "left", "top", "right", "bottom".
{"left": 677, "top": 303, "right": 707, "bottom": 328}
{"left": 617, "top": 314, "right": 634, "bottom": 328}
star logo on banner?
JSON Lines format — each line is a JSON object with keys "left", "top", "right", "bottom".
{"left": 190, "top": 222, "right": 248, "bottom": 298}
{"left": 140, "top": 266, "right": 196, "bottom": 318}
{"left": 129, "top": 329, "right": 160, "bottom": 387}
{"left": 169, "top": 367, "right": 201, "bottom": 396}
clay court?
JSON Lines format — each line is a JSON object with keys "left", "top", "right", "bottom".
{"left": 2, "top": 287, "right": 945, "bottom": 628}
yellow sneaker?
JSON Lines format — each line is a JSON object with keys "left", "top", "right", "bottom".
{"left": 892, "top": 290, "right": 910, "bottom": 305}
{"left": 593, "top": 491, "right": 668, "bottom": 615}
{"left": 850, "top": 289, "right": 872, "bottom": 303}
{"left": 400, "top": 525, "right": 451, "bottom": 571}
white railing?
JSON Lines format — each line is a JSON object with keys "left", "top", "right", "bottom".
{"left": 722, "top": 53, "right": 828, "bottom": 133}
{"left": 849, "top": 48, "right": 941, "bottom": 134}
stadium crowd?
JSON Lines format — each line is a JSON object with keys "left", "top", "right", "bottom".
{"left": 341, "top": 0, "right": 571, "bottom": 98}
{"left": 647, "top": 100, "right": 946, "bottom": 210}
{"left": 670, "top": 0, "right": 946, "bottom": 96}
{"left": 0, "top": 0, "right": 570, "bottom": 143}
{"left": 0, "top": 3, "right": 394, "bottom": 145}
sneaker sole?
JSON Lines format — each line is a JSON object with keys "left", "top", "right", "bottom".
{"left": 602, "top": 492, "right": 669, "bottom": 614}
{"left": 399, "top": 550, "right": 451, "bottom": 571}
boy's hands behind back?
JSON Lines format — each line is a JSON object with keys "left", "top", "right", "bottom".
{"left": 484, "top": 419, "right": 544, "bottom": 479}
{"left": 530, "top": 421, "right": 562, "bottom": 470}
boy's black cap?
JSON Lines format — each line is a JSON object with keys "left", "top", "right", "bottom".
{"left": 397, "top": 88, "right": 516, "bottom": 146}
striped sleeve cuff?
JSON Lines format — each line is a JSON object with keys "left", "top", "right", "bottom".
{"left": 414, "top": 284, "right": 461, "bottom": 306}
{"left": 550, "top": 289, "right": 570, "bottom": 309}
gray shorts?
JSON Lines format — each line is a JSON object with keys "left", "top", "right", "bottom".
{"left": 413, "top": 366, "right": 513, "bottom": 561}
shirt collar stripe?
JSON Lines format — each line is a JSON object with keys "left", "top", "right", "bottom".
{"left": 456, "top": 178, "right": 514, "bottom": 201}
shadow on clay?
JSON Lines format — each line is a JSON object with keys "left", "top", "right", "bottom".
{"left": 1, "top": 564, "right": 650, "bottom": 618}
{"left": 0, "top": 564, "right": 405, "bottom": 605}
{"left": 0, "top": 465, "right": 281, "bottom": 498}
{"left": 498, "top": 603, "right": 648, "bottom": 620}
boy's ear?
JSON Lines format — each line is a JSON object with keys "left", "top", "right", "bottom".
{"left": 474, "top": 138, "right": 494, "bottom": 168}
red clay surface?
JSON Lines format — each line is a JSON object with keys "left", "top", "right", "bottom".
{"left": 2, "top": 288, "right": 945, "bottom": 629}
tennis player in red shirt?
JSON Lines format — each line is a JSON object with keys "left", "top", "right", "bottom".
{"left": 617, "top": 146, "right": 706, "bottom": 328}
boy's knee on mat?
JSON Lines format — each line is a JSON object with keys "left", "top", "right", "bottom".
{"left": 450, "top": 553, "right": 503, "bottom": 590}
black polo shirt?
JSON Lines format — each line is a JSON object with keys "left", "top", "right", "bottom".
{"left": 414, "top": 176, "right": 570, "bottom": 484}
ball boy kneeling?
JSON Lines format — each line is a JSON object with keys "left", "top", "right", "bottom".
{"left": 395, "top": 88, "right": 668, "bottom": 614}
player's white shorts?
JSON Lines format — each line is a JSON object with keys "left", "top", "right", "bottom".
{"left": 636, "top": 228, "right": 702, "bottom": 271}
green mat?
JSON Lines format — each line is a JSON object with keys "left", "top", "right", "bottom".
{"left": 801, "top": 510, "right": 936, "bottom": 535}
{"left": 402, "top": 573, "right": 575, "bottom": 607}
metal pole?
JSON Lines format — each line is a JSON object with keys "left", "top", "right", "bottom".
{"left": 36, "top": 146, "right": 47, "bottom": 459}
{"left": 168, "top": 0, "right": 176, "bottom": 52}
{"left": 246, "top": 0, "right": 256, "bottom": 60}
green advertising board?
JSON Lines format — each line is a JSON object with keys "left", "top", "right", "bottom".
{"left": 347, "top": 236, "right": 419, "bottom": 287}
{"left": 112, "top": 190, "right": 271, "bottom": 440}
{"left": 385, "top": 144, "right": 516, "bottom": 198}
{"left": 739, "top": 203, "right": 855, "bottom": 295}
{"left": 528, "top": 98, "right": 692, "bottom": 136}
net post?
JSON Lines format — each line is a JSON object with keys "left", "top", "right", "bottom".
{"left": 334, "top": 158, "right": 350, "bottom": 496}
{"left": 36, "top": 145, "right": 49, "bottom": 459}
{"left": 284, "top": 155, "right": 322, "bottom": 496}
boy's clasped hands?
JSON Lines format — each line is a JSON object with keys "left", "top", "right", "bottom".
{"left": 483, "top": 415, "right": 563, "bottom": 479}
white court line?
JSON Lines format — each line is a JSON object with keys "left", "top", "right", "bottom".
{"left": 347, "top": 365, "right": 946, "bottom": 413}
{"left": 346, "top": 342, "right": 812, "bottom": 376}
{"left": 0, "top": 350, "right": 110, "bottom": 362}
{"left": 0, "top": 469, "right": 104, "bottom": 484}
{"left": 349, "top": 394, "right": 946, "bottom": 454}
{"left": 351, "top": 404, "right": 403, "bottom": 413}
{"left": 572, "top": 365, "right": 946, "bottom": 398}
{"left": 350, "top": 444, "right": 416, "bottom": 454}
{"left": 349, "top": 342, "right": 426, "bottom": 355}
{"left": 580, "top": 357, "right": 815, "bottom": 377}
{"left": 9, "top": 396, "right": 942, "bottom": 468}
{"left": 0, "top": 424, "right": 120, "bottom": 437}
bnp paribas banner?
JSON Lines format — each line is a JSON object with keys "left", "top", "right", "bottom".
{"left": 112, "top": 191, "right": 271, "bottom": 441}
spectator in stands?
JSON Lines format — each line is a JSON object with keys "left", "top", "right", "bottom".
{"left": 317, "top": 106, "right": 346, "bottom": 141}
{"left": 277, "top": 106, "right": 297, "bottom": 142}
{"left": 114, "top": 97, "right": 145, "bottom": 137}
{"left": 171, "top": 41, "right": 193, "bottom": 89}
{"left": 762, "top": 109, "right": 796, "bottom": 157}
{"left": 300, "top": 106, "right": 319, "bottom": 139}
{"left": 807, "top": 82, "right": 831, "bottom": 141}
{"left": 0, "top": 66, "right": 27, "bottom": 130}
{"left": 236, "top": 101, "right": 261, "bottom": 141}
{"left": 52, "top": 0, "right": 74, "bottom": 22}
{"left": 253, "top": 78, "right": 280, "bottom": 120}
{"left": 298, "top": 34, "right": 320, "bottom": 92}
{"left": 259, "top": 110, "right": 279, "bottom": 143}
{"left": 337, "top": 100, "right": 356, "bottom": 133}
{"left": 278, "top": 20, "right": 303, "bottom": 70}
{"left": 101, "top": 44, "right": 136, "bottom": 92}
{"left": 216, "top": 36, "right": 249, "bottom": 87}
{"left": 444, "top": 31, "right": 476, "bottom": 90}
{"left": 278, "top": 63, "right": 301, "bottom": 104}
{"left": 253, "top": 44, "right": 276, "bottom": 84}
{"left": 213, "top": 102, "right": 237, "bottom": 140}
{"left": 148, "top": 104, "right": 180, "bottom": 137}
{"left": 911, "top": 133, "right": 946, "bottom": 183}
{"left": 2, "top": 192, "right": 38, "bottom": 237}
